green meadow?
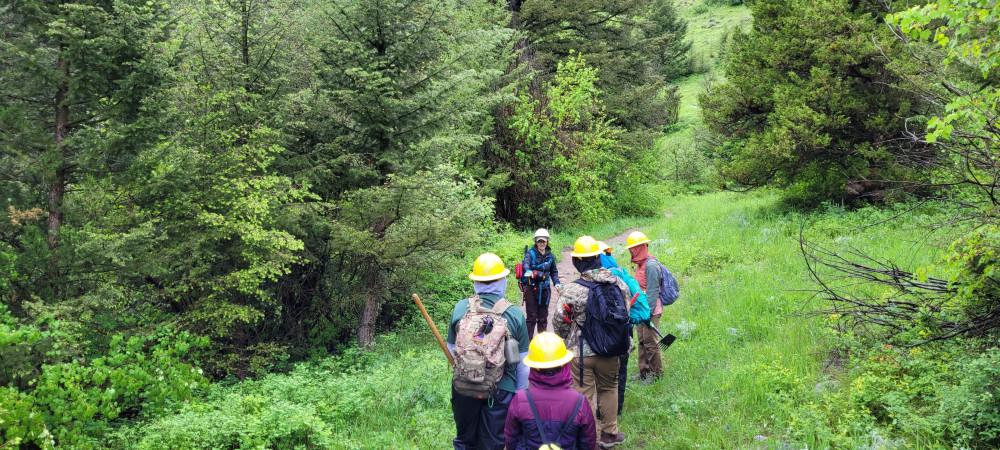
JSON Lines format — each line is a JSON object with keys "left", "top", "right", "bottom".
{"left": 117, "top": 191, "right": 954, "bottom": 448}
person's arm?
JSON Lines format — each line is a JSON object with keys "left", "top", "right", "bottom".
{"left": 504, "top": 396, "right": 523, "bottom": 448}
{"left": 516, "top": 358, "right": 529, "bottom": 390}
{"left": 645, "top": 262, "right": 661, "bottom": 304}
{"left": 514, "top": 310, "right": 531, "bottom": 389}
{"left": 552, "top": 293, "right": 572, "bottom": 339}
{"left": 579, "top": 396, "right": 598, "bottom": 450}
{"left": 446, "top": 303, "right": 461, "bottom": 353}
{"left": 549, "top": 253, "right": 561, "bottom": 286}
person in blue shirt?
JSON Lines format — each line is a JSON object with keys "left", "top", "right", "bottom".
{"left": 598, "top": 241, "right": 620, "bottom": 270}
{"left": 599, "top": 244, "right": 650, "bottom": 416}
{"left": 521, "top": 228, "right": 560, "bottom": 339}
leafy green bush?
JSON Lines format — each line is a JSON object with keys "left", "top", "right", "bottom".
{"left": 134, "top": 399, "right": 334, "bottom": 449}
{"left": 938, "top": 348, "right": 1000, "bottom": 448}
{"left": 0, "top": 331, "right": 207, "bottom": 449}
{"left": 700, "top": 0, "right": 933, "bottom": 205}
{"left": 508, "top": 55, "right": 660, "bottom": 226}
{"left": 124, "top": 342, "right": 454, "bottom": 449}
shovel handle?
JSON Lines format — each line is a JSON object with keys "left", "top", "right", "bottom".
{"left": 413, "top": 293, "right": 455, "bottom": 367}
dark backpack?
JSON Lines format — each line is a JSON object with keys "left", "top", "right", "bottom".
{"left": 575, "top": 279, "right": 630, "bottom": 357}
{"left": 651, "top": 258, "right": 680, "bottom": 306}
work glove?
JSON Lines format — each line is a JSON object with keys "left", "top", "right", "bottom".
{"left": 561, "top": 304, "right": 573, "bottom": 324}
{"left": 555, "top": 284, "right": 565, "bottom": 295}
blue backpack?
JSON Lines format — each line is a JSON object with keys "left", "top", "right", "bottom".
{"left": 575, "top": 279, "right": 630, "bottom": 357}
{"left": 652, "top": 258, "right": 680, "bottom": 306}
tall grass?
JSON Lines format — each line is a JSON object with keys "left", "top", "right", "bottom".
{"left": 114, "top": 191, "right": 954, "bottom": 448}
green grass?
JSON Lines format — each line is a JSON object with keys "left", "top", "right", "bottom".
{"left": 116, "top": 191, "right": 955, "bottom": 448}
{"left": 657, "top": 1, "right": 752, "bottom": 187}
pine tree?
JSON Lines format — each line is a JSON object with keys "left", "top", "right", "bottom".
{"left": 0, "top": 1, "right": 172, "bottom": 296}
{"left": 287, "top": 0, "right": 513, "bottom": 347}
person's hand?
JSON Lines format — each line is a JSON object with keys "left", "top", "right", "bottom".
{"left": 555, "top": 284, "right": 565, "bottom": 295}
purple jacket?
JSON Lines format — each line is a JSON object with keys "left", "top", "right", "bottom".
{"left": 504, "top": 365, "right": 597, "bottom": 450}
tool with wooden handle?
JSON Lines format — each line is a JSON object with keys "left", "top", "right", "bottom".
{"left": 412, "top": 293, "right": 455, "bottom": 367}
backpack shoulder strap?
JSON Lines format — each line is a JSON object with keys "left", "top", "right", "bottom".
{"left": 555, "top": 393, "right": 585, "bottom": 442}
{"left": 525, "top": 390, "right": 552, "bottom": 444}
{"left": 491, "top": 298, "right": 512, "bottom": 314}
{"left": 467, "top": 295, "right": 484, "bottom": 313}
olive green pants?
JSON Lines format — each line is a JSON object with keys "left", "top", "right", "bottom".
{"left": 638, "top": 314, "right": 664, "bottom": 379}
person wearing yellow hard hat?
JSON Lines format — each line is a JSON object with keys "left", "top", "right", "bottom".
{"left": 447, "top": 252, "right": 531, "bottom": 450}
{"left": 552, "top": 236, "right": 630, "bottom": 448}
{"left": 626, "top": 230, "right": 676, "bottom": 383}
{"left": 504, "top": 332, "right": 597, "bottom": 450}
{"left": 597, "top": 241, "right": 619, "bottom": 270}
{"left": 520, "top": 228, "right": 561, "bottom": 340}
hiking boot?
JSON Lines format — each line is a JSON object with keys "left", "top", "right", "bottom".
{"left": 599, "top": 432, "right": 626, "bottom": 448}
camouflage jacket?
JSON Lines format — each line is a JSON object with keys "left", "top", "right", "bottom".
{"left": 553, "top": 268, "right": 631, "bottom": 358}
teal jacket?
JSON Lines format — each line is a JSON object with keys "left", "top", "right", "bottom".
{"left": 609, "top": 267, "right": 651, "bottom": 324}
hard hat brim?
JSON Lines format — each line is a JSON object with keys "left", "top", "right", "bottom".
{"left": 625, "top": 238, "right": 650, "bottom": 249}
{"left": 570, "top": 249, "right": 602, "bottom": 258}
{"left": 468, "top": 268, "right": 510, "bottom": 281}
{"left": 523, "top": 351, "right": 575, "bottom": 369}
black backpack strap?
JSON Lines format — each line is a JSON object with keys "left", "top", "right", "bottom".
{"left": 525, "top": 390, "right": 551, "bottom": 444}
{"left": 555, "top": 394, "right": 585, "bottom": 443}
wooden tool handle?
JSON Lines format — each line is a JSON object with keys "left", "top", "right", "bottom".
{"left": 412, "top": 293, "right": 455, "bottom": 368}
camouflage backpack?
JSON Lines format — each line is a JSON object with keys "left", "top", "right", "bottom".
{"left": 453, "top": 296, "right": 512, "bottom": 399}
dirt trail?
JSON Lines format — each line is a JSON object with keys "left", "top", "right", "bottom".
{"left": 545, "top": 228, "right": 636, "bottom": 332}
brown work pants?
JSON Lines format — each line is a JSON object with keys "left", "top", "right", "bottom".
{"left": 638, "top": 313, "right": 664, "bottom": 379}
{"left": 571, "top": 355, "right": 619, "bottom": 435}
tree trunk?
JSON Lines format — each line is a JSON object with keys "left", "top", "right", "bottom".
{"left": 48, "top": 53, "right": 69, "bottom": 287}
{"left": 241, "top": 0, "right": 251, "bottom": 69}
{"left": 357, "top": 270, "right": 383, "bottom": 348}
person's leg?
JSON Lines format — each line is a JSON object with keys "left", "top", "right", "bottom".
{"left": 648, "top": 314, "right": 663, "bottom": 378}
{"left": 523, "top": 285, "right": 539, "bottom": 340}
{"left": 451, "top": 387, "right": 482, "bottom": 449}
{"left": 594, "top": 356, "right": 620, "bottom": 435}
{"left": 572, "top": 357, "right": 598, "bottom": 423}
{"left": 477, "top": 389, "right": 515, "bottom": 450}
{"left": 617, "top": 351, "right": 628, "bottom": 416}
{"left": 536, "top": 286, "right": 550, "bottom": 334}
{"left": 637, "top": 321, "right": 657, "bottom": 380}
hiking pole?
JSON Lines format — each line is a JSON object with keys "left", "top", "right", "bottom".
{"left": 412, "top": 293, "right": 455, "bottom": 368}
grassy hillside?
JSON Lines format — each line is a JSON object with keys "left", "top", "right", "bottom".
{"left": 114, "top": 191, "right": 952, "bottom": 448}
{"left": 658, "top": 1, "right": 751, "bottom": 188}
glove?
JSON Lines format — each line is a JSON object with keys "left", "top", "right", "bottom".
{"left": 561, "top": 304, "right": 573, "bottom": 324}
{"left": 555, "top": 284, "right": 565, "bottom": 295}
{"left": 531, "top": 270, "right": 539, "bottom": 280}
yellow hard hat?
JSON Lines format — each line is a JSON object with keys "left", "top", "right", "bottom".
{"left": 570, "top": 235, "right": 601, "bottom": 258}
{"left": 597, "top": 241, "right": 612, "bottom": 253}
{"left": 625, "top": 230, "right": 651, "bottom": 249}
{"left": 523, "top": 332, "right": 574, "bottom": 369}
{"left": 468, "top": 252, "right": 510, "bottom": 281}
